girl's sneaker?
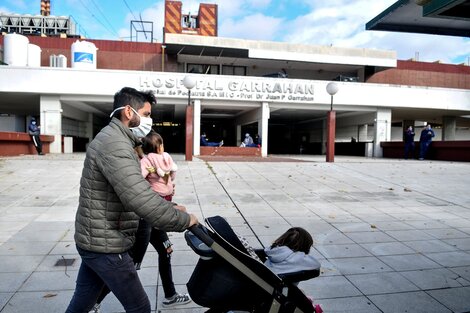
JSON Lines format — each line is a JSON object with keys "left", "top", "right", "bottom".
{"left": 162, "top": 293, "right": 191, "bottom": 307}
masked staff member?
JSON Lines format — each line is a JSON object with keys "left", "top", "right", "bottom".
{"left": 66, "top": 87, "right": 199, "bottom": 313}
{"left": 28, "top": 117, "right": 44, "bottom": 155}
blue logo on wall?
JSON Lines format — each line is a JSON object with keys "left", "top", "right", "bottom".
{"left": 74, "top": 52, "right": 93, "bottom": 64}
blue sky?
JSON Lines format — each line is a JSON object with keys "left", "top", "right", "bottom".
{"left": 1, "top": 0, "right": 469, "bottom": 64}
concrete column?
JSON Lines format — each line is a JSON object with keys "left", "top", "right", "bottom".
{"left": 442, "top": 116, "right": 456, "bottom": 141}
{"left": 326, "top": 111, "right": 336, "bottom": 162}
{"left": 259, "top": 102, "right": 269, "bottom": 157}
{"left": 358, "top": 124, "right": 368, "bottom": 142}
{"left": 236, "top": 125, "right": 241, "bottom": 146}
{"left": 373, "top": 108, "right": 392, "bottom": 157}
{"left": 193, "top": 100, "right": 201, "bottom": 155}
{"left": 185, "top": 105, "right": 194, "bottom": 161}
{"left": 86, "top": 113, "right": 93, "bottom": 148}
{"left": 40, "top": 95, "right": 62, "bottom": 154}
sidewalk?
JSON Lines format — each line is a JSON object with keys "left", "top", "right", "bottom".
{"left": 1, "top": 154, "right": 470, "bottom": 313}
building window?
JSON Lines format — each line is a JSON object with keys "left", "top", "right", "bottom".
{"left": 187, "top": 64, "right": 219, "bottom": 74}
{"left": 222, "top": 65, "right": 246, "bottom": 76}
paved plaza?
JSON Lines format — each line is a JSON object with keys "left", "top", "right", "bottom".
{"left": 1, "top": 154, "right": 470, "bottom": 313}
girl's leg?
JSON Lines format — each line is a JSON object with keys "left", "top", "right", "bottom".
{"left": 130, "top": 219, "right": 151, "bottom": 266}
{"left": 149, "top": 229, "right": 176, "bottom": 298}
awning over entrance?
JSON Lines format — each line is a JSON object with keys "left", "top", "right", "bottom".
{"left": 366, "top": 0, "right": 470, "bottom": 37}
{"left": 164, "top": 33, "right": 397, "bottom": 70}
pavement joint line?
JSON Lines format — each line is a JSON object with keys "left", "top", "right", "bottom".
{"left": 1, "top": 155, "right": 470, "bottom": 312}
{"left": 334, "top": 163, "right": 470, "bottom": 210}
{"left": 203, "top": 160, "right": 266, "bottom": 248}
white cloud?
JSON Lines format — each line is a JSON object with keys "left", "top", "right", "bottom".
{"left": 204, "top": 0, "right": 258, "bottom": 19}
{"left": 277, "top": 0, "right": 469, "bottom": 63}
{"left": 364, "top": 32, "right": 470, "bottom": 63}
{"left": 219, "top": 13, "right": 284, "bottom": 41}
{"left": 282, "top": 1, "right": 393, "bottom": 44}
{"left": 248, "top": 0, "right": 273, "bottom": 9}
{"left": 5, "top": 0, "right": 27, "bottom": 11}
{"left": 0, "top": 0, "right": 37, "bottom": 14}
{"left": 0, "top": 7, "right": 12, "bottom": 14}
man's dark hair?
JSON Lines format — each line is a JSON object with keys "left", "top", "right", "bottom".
{"left": 111, "top": 87, "right": 156, "bottom": 119}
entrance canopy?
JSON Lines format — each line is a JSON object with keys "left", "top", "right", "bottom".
{"left": 164, "top": 33, "right": 397, "bottom": 80}
{"left": 366, "top": 0, "right": 470, "bottom": 37}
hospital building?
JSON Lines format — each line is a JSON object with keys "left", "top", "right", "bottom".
{"left": 0, "top": 0, "right": 469, "bottom": 161}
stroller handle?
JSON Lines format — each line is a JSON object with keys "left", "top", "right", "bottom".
{"left": 188, "top": 224, "right": 214, "bottom": 247}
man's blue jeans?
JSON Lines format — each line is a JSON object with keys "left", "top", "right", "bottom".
{"left": 65, "top": 246, "right": 151, "bottom": 313}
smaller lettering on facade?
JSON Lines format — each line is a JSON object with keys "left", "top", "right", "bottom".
{"left": 139, "top": 75, "right": 315, "bottom": 103}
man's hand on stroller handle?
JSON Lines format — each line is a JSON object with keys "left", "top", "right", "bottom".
{"left": 172, "top": 204, "right": 198, "bottom": 227}
{"left": 189, "top": 213, "right": 199, "bottom": 227}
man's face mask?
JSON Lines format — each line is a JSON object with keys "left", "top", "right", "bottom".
{"left": 110, "top": 106, "right": 153, "bottom": 138}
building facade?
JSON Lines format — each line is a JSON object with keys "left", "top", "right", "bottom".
{"left": 1, "top": 0, "right": 469, "bottom": 158}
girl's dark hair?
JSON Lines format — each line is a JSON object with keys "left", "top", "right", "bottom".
{"left": 111, "top": 87, "right": 156, "bottom": 119}
{"left": 141, "top": 131, "right": 163, "bottom": 154}
{"left": 271, "top": 227, "right": 313, "bottom": 254}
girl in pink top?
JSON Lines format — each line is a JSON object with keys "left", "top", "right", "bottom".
{"left": 141, "top": 132, "right": 178, "bottom": 199}
{"left": 139, "top": 131, "right": 191, "bottom": 307}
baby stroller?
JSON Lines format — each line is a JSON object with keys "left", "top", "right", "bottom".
{"left": 185, "top": 216, "right": 322, "bottom": 313}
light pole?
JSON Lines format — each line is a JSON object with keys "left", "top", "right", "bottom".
{"left": 326, "top": 82, "right": 339, "bottom": 162}
{"left": 161, "top": 45, "right": 166, "bottom": 72}
{"left": 183, "top": 75, "right": 196, "bottom": 161}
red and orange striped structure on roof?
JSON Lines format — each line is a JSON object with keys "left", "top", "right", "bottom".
{"left": 164, "top": 0, "right": 217, "bottom": 37}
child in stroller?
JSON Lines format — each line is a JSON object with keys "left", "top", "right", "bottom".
{"left": 185, "top": 216, "right": 322, "bottom": 313}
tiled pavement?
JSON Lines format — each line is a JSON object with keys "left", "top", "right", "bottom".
{"left": 0, "top": 154, "right": 470, "bottom": 313}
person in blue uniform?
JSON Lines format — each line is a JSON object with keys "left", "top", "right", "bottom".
{"left": 404, "top": 125, "right": 415, "bottom": 159}
{"left": 419, "top": 124, "right": 435, "bottom": 160}
{"left": 28, "top": 117, "right": 44, "bottom": 155}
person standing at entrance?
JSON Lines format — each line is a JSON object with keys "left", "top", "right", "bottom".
{"left": 419, "top": 124, "right": 435, "bottom": 160}
{"left": 404, "top": 125, "right": 415, "bottom": 159}
{"left": 65, "top": 87, "right": 198, "bottom": 313}
{"left": 28, "top": 117, "right": 44, "bottom": 155}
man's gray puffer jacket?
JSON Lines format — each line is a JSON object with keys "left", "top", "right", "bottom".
{"left": 74, "top": 118, "right": 190, "bottom": 253}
